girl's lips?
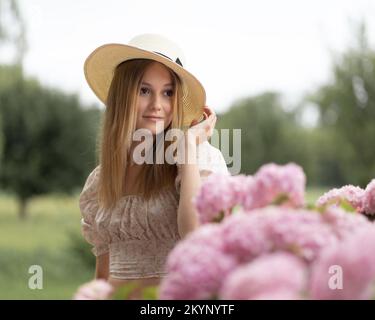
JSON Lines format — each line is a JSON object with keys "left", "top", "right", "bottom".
{"left": 143, "top": 116, "right": 164, "bottom": 121}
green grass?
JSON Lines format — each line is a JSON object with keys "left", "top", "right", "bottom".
{"left": 0, "top": 193, "right": 81, "bottom": 250}
{"left": 0, "top": 187, "right": 329, "bottom": 300}
{"left": 0, "top": 192, "right": 94, "bottom": 300}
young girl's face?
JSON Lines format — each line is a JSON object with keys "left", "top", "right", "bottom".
{"left": 136, "top": 62, "right": 174, "bottom": 135}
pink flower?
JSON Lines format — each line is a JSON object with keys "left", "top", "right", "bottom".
{"left": 159, "top": 224, "right": 237, "bottom": 300}
{"left": 262, "top": 207, "right": 337, "bottom": 262}
{"left": 321, "top": 206, "right": 370, "bottom": 240}
{"left": 159, "top": 243, "right": 237, "bottom": 300}
{"left": 250, "top": 289, "right": 304, "bottom": 300}
{"left": 193, "top": 163, "right": 306, "bottom": 223}
{"left": 251, "top": 163, "right": 306, "bottom": 209}
{"left": 221, "top": 207, "right": 337, "bottom": 263}
{"left": 220, "top": 252, "right": 307, "bottom": 300}
{"left": 220, "top": 210, "right": 273, "bottom": 263}
{"left": 363, "top": 179, "right": 375, "bottom": 215}
{"left": 73, "top": 279, "right": 114, "bottom": 300}
{"left": 316, "top": 185, "right": 365, "bottom": 212}
{"left": 166, "top": 224, "right": 225, "bottom": 272}
{"left": 193, "top": 173, "right": 235, "bottom": 223}
{"left": 229, "top": 175, "right": 257, "bottom": 211}
{"left": 310, "top": 226, "right": 375, "bottom": 300}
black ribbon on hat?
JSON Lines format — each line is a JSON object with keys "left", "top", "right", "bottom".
{"left": 153, "top": 51, "right": 183, "bottom": 67}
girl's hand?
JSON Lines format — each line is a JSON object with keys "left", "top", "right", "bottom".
{"left": 187, "top": 106, "right": 217, "bottom": 145}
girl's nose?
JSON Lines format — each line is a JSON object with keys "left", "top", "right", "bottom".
{"left": 150, "top": 96, "right": 162, "bottom": 111}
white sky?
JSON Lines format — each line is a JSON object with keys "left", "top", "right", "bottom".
{"left": 5, "top": 0, "right": 375, "bottom": 113}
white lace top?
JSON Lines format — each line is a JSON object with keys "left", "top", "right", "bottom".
{"left": 79, "top": 141, "right": 229, "bottom": 279}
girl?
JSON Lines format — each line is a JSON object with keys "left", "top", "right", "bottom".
{"left": 79, "top": 34, "right": 229, "bottom": 299}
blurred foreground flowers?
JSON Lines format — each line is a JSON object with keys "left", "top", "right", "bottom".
{"left": 74, "top": 163, "right": 375, "bottom": 300}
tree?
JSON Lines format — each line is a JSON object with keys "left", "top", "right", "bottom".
{"left": 308, "top": 23, "right": 375, "bottom": 186}
{"left": 0, "top": 65, "right": 101, "bottom": 219}
{"left": 216, "top": 92, "right": 316, "bottom": 181}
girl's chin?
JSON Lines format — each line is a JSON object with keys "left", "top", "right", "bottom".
{"left": 140, "top": 124, "right": 166, "bottom": 134}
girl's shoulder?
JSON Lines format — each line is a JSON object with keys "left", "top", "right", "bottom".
{"left": 79, "top": 165, "right": 101, "bottom": 209}
{"left": 85, "top": 165, "right": 101, "bottom": 183}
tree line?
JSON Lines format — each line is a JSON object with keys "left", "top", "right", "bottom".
{"left": 0, "top": 2, "right": 374, "bottom": 218}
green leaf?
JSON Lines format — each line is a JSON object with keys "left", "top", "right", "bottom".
{"left": 231, "top": 205, "right": 242, "bottom": 214}
{"left": 305, "top": 203, "right": 317, "bottom": 210}
{"left": 141, "top": 286, "right": 158, "bottom": 300}
{"left": 112, "top": 282, "right": 141, "bottom": 300}
{"left": 271, "top": 193, "right": 289, "bottom": 206}
{"left": 339, "top": 199, "right": 356, "bottom": 213}
{"left": 212, "top": 211, "right": 225, "bottom": 223}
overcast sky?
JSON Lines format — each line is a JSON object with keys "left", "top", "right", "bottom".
{"left": 4, "top": 0, "right": 375, "bottom": 114}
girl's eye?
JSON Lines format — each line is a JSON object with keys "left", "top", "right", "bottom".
{"left": 165, "top": 90, "right": 174, "bottom": 97}
{"left": 140, "top": 87, "right": 150, "bottom": 95}
{"left": 140, "top": 87, "right": 173, "bottom": 97}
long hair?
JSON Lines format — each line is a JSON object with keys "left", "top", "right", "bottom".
{"left": 97, "top": 59, "right": 184, "bottom": 210}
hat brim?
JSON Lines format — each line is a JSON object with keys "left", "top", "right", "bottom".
{"left": 84, "top": 43, "right": 206, "bottom": 127}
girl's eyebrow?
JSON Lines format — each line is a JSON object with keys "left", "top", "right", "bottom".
{"left": 141, "top": 81, "right": 173, "bottom": 87}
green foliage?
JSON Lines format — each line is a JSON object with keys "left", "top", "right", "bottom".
{"left": 308, "top": 23, "right": 375, "bottom": 187}
{"left": 338, "top": 199, "right": 357, "bottom": 213}
{"left": 112, "top": 282, "right": 158, "bottom": 300}
{"left": 0, "top": 65, "right": 102, "bottom": 217}
{"left": 217, "top": 23, "right": 375, "bottom": 188}
{"left": 141, "top": 286, "right": 158, "bottom": 299}
{"left": 0, "top": 192, "right": 94, "bottom": 299}
{"left": 0, "top": 110, "right": 3, "bottom": 161}
{"left": 66, "top": 229, "right": 96, "bottom": 270}
{"left": 216, "top": 92, "right": 316, "bottom": 183}
{"left": 112, "top": 282, "right": 141, "bottom": 300}
{"left": 0, "top": 189, "right": 323, "bottom": 299}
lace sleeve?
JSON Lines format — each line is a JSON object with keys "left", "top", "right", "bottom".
{"left": 78, "top": 165, "right": 110, "bottom": 257}
{"left": 175, "top": 141, "right": 229, "bottom": 194}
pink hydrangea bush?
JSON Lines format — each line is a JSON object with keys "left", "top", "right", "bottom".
{"left": 316, "top": 185, "right": 365, "bottom": 212}
{"left": 194, "top": 162, "right": 306, "bottom": 224}
{"left": 363, "top": 179, "right": 375, "bottom": 216}
{"left": 320, "top": 206, "right": 370, "bottom": 239}
{"left": 219, "top": 252, "right": 308, "bottom": 300}
{"left": 73, "top": 163, "right": 375, "bottom": 300}
{"left": 220, "top": 207, "right": 337, "bottom": 263}
{"left": 159, "top": 206, "right": 375, "bottom": 300}
{"left": 194, "top": 162, "right": 375, "bottom": 225}
{"left": 219, "top": 211, "right": 273, "bottom": 263}
{"left": 309, "top": 225, "right": 375, "bottom": 299}
{"left": 158, "top": 163, "right": 375, "bottom": 300}
{"left": 316, "top": 179, "right": 375, "bottom": 218}
{"left": 252, "top": 163, "right": 306, "bottom": 209}
{"left": 192, "top": 173, "right": 238, "bottom": 223}
{"left": 158, "top": 225, "right": 238, "bottom": 300}
{"left": 261, "top": 208, "right": 338, "bottom": 262}
{"left": 73, "top": 279, "right": 114, "bottom": 300}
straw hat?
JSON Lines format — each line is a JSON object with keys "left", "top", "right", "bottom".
{"left": 84, "top": 33, "right": 206, "bottom": 127}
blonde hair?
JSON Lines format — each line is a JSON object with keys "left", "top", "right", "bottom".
{"left": 97, "top": 59, "right": 184, "bottom": 210}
